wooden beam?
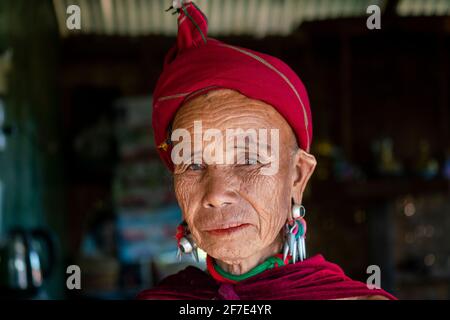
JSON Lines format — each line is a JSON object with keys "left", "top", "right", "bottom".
{"left": 437, "top": 34, "right": 449, "bottom": 151}
{"left": 383, "top": 0, "right": 400, "bottom": 19}
{"left": 340, "top": 35, "right": 352, "bottom": 160}
{"left": 299, "top": 16, "right": 450, "bottom": 37}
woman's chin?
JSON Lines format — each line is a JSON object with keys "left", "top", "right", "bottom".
{"left": 202, "top": 237, "right": 259, "bottom": 261}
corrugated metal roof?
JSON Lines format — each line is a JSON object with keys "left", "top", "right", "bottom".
{"left": 53, "top": 0, "right": 449, "bottom": 38}
{"left": 397, "top": 0, "right": 450, "bottom": 16}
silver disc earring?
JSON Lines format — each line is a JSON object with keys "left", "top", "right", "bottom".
{"left": 175, "top": 220, "right": 199, "bottom": 262}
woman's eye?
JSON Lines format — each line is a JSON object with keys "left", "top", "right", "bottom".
{"left": 238, "top": 156, "right": 260, "bottom": 166}
{"left": 245, "top": 158, "right": 258, "bottom": 165}
{"left": 188, "top": 163, "right": 204, "bottom": 171}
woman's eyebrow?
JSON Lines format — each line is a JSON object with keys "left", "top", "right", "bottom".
{"left": 188, "top": 150, "right": 203, "bottom": 160}
{"left": 232, "top": 143, "right": 271, "bottom": 150}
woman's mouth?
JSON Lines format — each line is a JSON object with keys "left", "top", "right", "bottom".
{"left": 206, "top": 223, "right": 251, "bottom": 236}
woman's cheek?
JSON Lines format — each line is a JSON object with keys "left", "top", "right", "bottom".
{"left": 174, "top": 176, "right": 199, "bottom": 223}
{"left": 239, "top": 172, "right": 279, "bottom": 239}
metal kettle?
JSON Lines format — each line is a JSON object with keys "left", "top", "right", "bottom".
{"left": 0, "top": 227, "right": 56, "bottom": 297}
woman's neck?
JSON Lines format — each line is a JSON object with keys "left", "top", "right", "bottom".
{"left": 215, "top": 234, "right": 284, "bottom": 275}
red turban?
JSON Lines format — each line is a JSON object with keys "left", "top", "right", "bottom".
{"left": 152, "top": 1, "right": 313, "bottom": 171}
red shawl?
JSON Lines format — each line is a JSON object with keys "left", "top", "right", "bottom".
{"left": 137, "top": 255, "right": 397, "bottom": 300}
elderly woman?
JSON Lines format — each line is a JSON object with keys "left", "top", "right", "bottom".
{"left": 138, "top": 1, "right": 396, "bottom": 300}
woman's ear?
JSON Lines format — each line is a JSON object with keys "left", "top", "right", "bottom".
{"left": 291, "top": 149, "right": 317, "bottom": 204}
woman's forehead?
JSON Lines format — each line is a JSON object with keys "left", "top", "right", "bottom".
{"left": 173, "top": 89, "right": 293, "bottom": 134}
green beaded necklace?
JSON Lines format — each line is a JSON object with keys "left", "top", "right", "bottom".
{"left": 207, "top": 254, "right": 290, "bottom": 284}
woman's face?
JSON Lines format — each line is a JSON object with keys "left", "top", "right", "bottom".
{"left": 172, "top": 89, "right": 315, "bottom": 263}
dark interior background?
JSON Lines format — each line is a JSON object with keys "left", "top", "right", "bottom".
{"left": 0, "top": 0, "right": 449, "bottom": 299}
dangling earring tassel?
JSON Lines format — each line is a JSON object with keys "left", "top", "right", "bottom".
{"left": 283, "top": 222, "right": 298, "bottom": 262}
{"left": 283, "top": 204, "right": 308, "bottom": 263}
{"left": 296, "top": 217, "right": 307, "bottom": 262}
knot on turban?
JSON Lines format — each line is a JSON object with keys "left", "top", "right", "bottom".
{"left": 152, "top": 1, "right": 313, "bottom": 171}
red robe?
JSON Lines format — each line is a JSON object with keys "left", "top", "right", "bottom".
{"left": 137, "top": 254, "right": 397, "bottom": 300}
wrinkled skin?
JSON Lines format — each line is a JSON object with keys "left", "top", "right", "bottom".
{"left": 172, "top": 89, "right": 317, "bottom": 275}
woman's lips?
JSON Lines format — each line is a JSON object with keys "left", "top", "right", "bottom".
{"left": 205, "top": 223, "right": 251, "bottom": 236}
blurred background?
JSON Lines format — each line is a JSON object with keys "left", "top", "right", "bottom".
{"left": 0, "top": 0, "right": 449, "bottom": 300}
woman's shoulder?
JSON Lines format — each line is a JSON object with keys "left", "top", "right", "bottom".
{"left": 158, "top": 265, "right": 208, "bottom": 286}
{"left": 335, "top": 295, "right": 390, "bottom": 300}
{"left": 137, "top": 265, "right": 215, "bottom": 300}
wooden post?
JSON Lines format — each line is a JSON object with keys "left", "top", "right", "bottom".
{"left": 368, "top": 202, "right": 396, "bottom": 293}
{"left": 437, "top": 34, "right": 449, "bottom": 151}
{"left": 340, "top": 35, "right": 352, "bottom": 160}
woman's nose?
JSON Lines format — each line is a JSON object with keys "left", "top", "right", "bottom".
{"left": 201, "top": 168, "right": 237, "bottom": 209}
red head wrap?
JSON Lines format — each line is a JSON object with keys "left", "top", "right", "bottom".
{"left": 152, "top": 1, "right": 313, "bottom": 171}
